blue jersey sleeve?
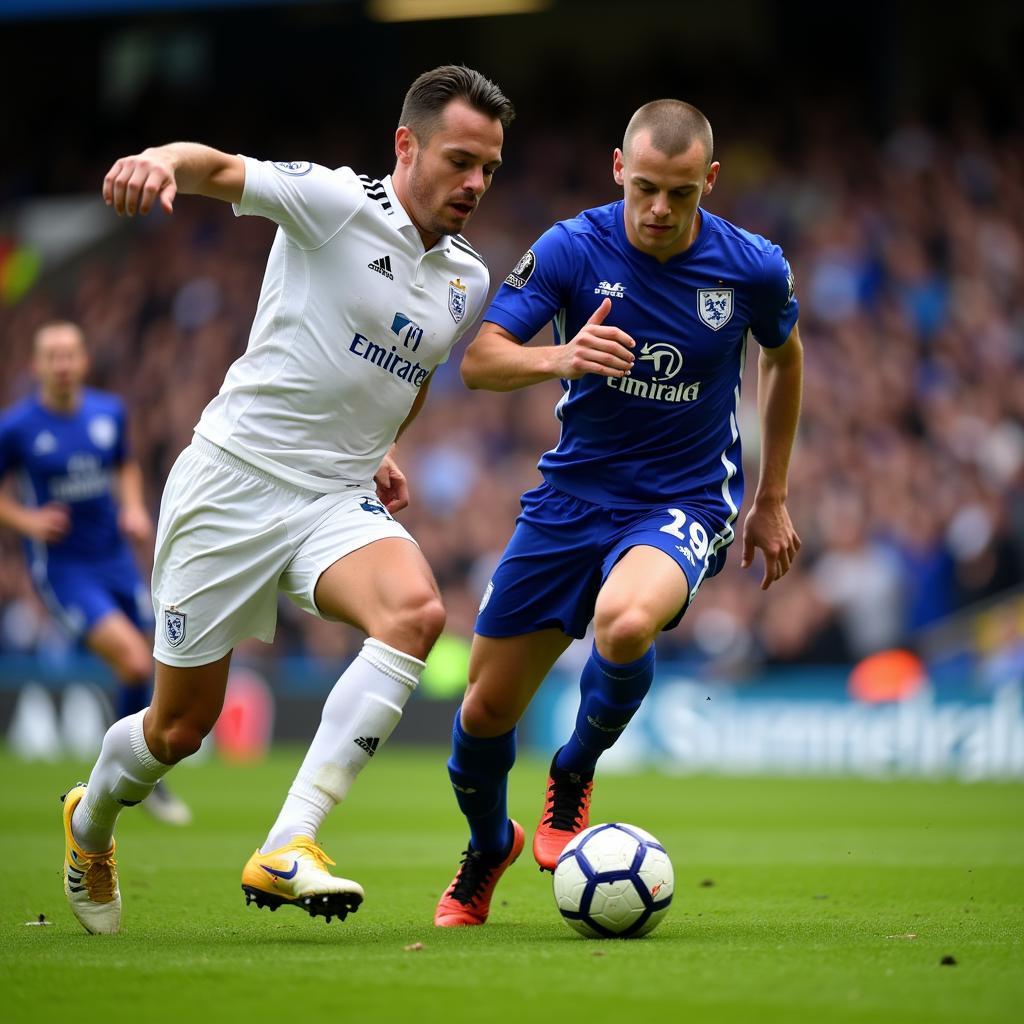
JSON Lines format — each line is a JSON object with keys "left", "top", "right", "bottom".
{"left": 483, "top": 225, "right": 577, "bottom": 343}
{"left": 112, "top": 398, "right": 129, "bottom": 465}
{"left": 0, "top": 411, "right": 21, "bottom": 479}
{"left": 750, "top": 246, "right": 799, "bottom": 348}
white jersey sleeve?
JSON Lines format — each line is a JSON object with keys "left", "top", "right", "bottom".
{"left": 233, "top": 157, "right": 365, "bottom": 249}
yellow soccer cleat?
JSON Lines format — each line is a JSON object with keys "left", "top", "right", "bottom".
{"left": 61, "top": 784, "right": 121, "bottom": 935}
{"left": 241, "top": 837, "right": 364, "bottom": 923}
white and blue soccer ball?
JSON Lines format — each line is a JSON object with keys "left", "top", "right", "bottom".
{"left": 552, "top": 823, "right": 674, "bottom": 938}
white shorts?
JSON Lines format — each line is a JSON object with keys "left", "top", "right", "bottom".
{"left": 151, "top": 436, "right": 413, "bottom": 667}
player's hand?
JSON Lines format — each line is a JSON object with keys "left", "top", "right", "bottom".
{"left": 103, "top": 147, "right": 178, "bottom": 217}
{"left": 24, "top": 503, "right": 71, "bottom": 544}
{"left": 556, "top": 298, "right": 635, "bottom": 380}
{"left": 119, "top": 504, "right": 154, "bottom": 544}
{"left": 741, "top": 497, "right": 801, "bottom": 590}
{"left": 374, "top": 449, "right": 409, "bottom": 514}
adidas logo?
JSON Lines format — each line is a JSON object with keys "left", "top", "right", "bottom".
{"left": 354, "top": 736, "right": 380, "bottom": 756}
{"left": 368, "top": 255, "right": 394, "bottom": 280}
{"left": 594, "top": 280, "right": 626, "bottom": 298}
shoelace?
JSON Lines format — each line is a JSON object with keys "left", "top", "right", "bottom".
{"left": 292, "top": 838, "right": 336, "bottom": 870}
{"left": 543, "top": 772, "right": 592, "bottom": 832}
{"left": 448, "top": 849, "right": 498, "bottom": 906}
{"left": 82, "top": 856, "right": 117, "bottom": 903}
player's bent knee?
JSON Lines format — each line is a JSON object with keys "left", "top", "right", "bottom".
{"left": 461, "top": 687, "right": 520, "bottom": 737}
{"left": 594, "top": 607, "right": 658, "bottom": 662}
{"left": 386, "top": 592, "right": 446, "bottom": 661}
{"left": 149, "top": 719, "right": 208, "bottom": 764}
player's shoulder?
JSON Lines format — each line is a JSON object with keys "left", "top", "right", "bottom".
{"left": 448, "top": 233, "right": 489, "bottom": 281}
{"left": 81, "top": 388, "right": 125, "bottom": 416}
{"left": 703, "top": 211, "right": 783, "bottom": 260}
{"left": 0, "top": 394, "right": 40, "bottom": 432}
{"left": 557, "top": 201, "right": 622, "bottom": 243}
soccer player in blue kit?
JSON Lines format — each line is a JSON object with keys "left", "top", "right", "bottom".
{"left": 0, "top": 321, "right": 189, "bottom": 824}
{"left": 435, "top": 99, "right": 803, "bottom": 926}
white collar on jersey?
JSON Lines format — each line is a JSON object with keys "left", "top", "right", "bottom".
{"left": 380, "top": 175, "right": 454, "bottom": 256}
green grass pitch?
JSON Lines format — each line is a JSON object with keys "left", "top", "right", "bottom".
{"left": 2, "top": 746, "right": 1022, "bottom": 1024}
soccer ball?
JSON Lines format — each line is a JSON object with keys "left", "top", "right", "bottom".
{"left": 552, "top": 823, "right": 674, "bottom": 938}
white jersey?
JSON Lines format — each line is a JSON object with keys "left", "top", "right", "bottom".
{"left": 195, "top": 156, "right": 489, "bottom": 492}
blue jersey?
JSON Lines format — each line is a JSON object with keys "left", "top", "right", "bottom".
{"left": 0, "top": 389, "right": 131, "bottom": 564}
{"left": 485, "top": 202, "right": 799, "bottom": 534}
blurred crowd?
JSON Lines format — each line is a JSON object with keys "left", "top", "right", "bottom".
{"left": 1, "top": 114, "right": 1022, "bottom": 676}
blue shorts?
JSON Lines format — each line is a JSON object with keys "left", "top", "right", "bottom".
{"left": 33, "top": 548, "right": 152, "bottom": 640}
{"left": 475, "top": 481, "right": 729, "bottom": 640}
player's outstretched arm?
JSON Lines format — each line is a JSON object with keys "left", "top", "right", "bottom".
{"left": 102, "top": 143, "right": 245, "bottom": 217}
{"left": 741, "top": 324, "right": 804, "bottom": 590}
{"left": 115, "top": 460, "right": 153, "bottom": 544}
{"left": 0, "top": 490, "right": 70, "bottom": 543}
{"left": 461, "top": 299, "right": 635, "bottom": 392}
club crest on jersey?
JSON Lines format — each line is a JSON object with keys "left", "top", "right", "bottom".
{"left": 448, "top": 277, "right": 468, "bottom": 324}
{"left": 697, "top": 288, "right": 734, "bottom": 331}
{"left": 163, "top": 608, "right": 187, "bottom": 648}
{"left": 272, "top": 161, "right": 312, "bottom": 176}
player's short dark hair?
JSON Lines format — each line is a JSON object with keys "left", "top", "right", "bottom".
{"left": 32, "top": 320, "right": 85, "bottom": 352}
{"left": 399, "top": 65, "right": 515, "bottom": 142}
{"left": 623, "top": 100, "right": 714, "bottom": 164}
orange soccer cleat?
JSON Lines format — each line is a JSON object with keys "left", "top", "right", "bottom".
{"left": 532, "top": 752, "right": 594, "bottom": 872}
{"left": 434, "top": 820, "right": 525, "bottom": 927}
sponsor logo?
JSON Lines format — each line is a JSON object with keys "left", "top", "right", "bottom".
{"left": 354, "top": 736, "right": 380, "bottom": 756}
{"left": 676, "top": 544, "right": 696, "bottom": 566}
{"left": 607, "top": 375, "right": 701, "bottom": 403}
{"left": 348, "top": 333, "right": 430, "bottom": 388}
{"left": 594, "top": 280, "right": 626, "bottom": 298}
{"left": 505, "top": 249, "right": 536, "bottom": 289}
{"left": 368, "top": 255, "right": 394, "bottom": 280}
{"left": 697, "top": 288, "right": 734, "bottom": 331}
{"left": 272, "top": 161, "right": 312, "bottom": 176}
{"left": 163, "top": 608, "right": 187, "bottom": 648}
{"left": 448, "top": 277, "right": 467, "bottom": 324}
{"left": 636, "top": 342, "right": 684, "bottom": 381}
{"left": 391, "top": 312, "right": 424, "bottom": 352}
{"left": 479, "top": 580, "right": 494, "bottom": 613}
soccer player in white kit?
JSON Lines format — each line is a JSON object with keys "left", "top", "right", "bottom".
{"left": 60, "top": 66, "right": 514, "bottom": 934}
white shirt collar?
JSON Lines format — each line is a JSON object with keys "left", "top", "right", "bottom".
{"left": 381, "top": 174, "right": 451, "bottom": 255}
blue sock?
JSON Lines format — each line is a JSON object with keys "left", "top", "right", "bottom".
{"left": 115, "top": 682, "right": 150, "bottom": 721}
{"left": 447, "top": 707, "right": 516, "bottom": 855}
{"left": 556, "top": 644, "right": 656, "bottom": 776}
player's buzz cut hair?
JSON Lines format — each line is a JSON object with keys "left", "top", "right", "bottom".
{"left": 32, "top": 320, "right": 85, "bottom": 352}
{"left": 399, "top": 65, "right": 515, "bottom": 143}
{"left": 623, "top": 99, "right": 714, "bottom": 165}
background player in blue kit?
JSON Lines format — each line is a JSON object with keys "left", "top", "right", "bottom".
{"left": 0, "top": 321, "right": 190, "bottom": 825}
{"left": 436, "top": 99, "right": 803, "bottom": 926}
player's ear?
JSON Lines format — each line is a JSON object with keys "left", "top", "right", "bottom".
{"left": 395, "top": 126, "right": 416, "bottom": 167}
{"left": 612, "top": 148, "right": 625, "bottom": 186}
{"left": 703, "top": 160, "right": 721, "bottom": 196}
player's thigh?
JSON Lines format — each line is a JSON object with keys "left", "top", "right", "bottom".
{"left": 600, "top": 504, "right": 726, "bottom": 644}
{"left": 85, "top": 610, "right": 152, "bottom": 682}
{"left": 282, "top": 488, "right": 442, "bottom": 643}
{"left": 152, "top": 440, "right": 303, "bottom": 666}
{"left": 475, "top": 484, "right": 606, "bottom": 641}
{"left": 461, "top": 629, "right": 573, "bottom": 736}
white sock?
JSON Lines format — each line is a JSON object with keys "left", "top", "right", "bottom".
{"left": 262, "top": 638, "right": 422, "bottom": 852}
{"left": 72, "top": 709, "right": 170, "bottom": 852}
